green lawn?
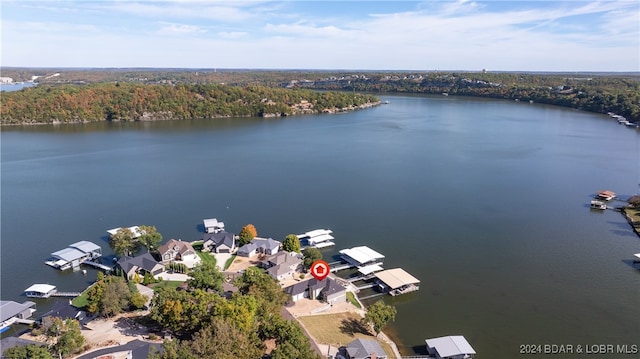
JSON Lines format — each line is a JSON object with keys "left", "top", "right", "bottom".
{"left": 224, "top": 255, "right": 237, "bottom": 270}
{"left": 71, "top": 291, "right": 89, "bottom": 309}
{"left": 298, "top": 312, "right": 396, "bottom": 358}
{"left": 196, "top": 250, "right": 217, "bottom": 265}
{"left": 346, "top": 292, "right": 361, "bottom": 309}
{"left": 624, "top": 207, "right": 640, "bottom": 223}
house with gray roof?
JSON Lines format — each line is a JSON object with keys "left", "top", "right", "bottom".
{"left": 342, "top": 338, "right": 387, "bottom": 359}
{"left": 237, "top": 237, "right": 281, "bottom": 257}
{"left": 117, "top": 252, "right": 164, "bottom": 279}
{"left": 284, "top": 276, "right": 347, "bottom": 304}
{"left": 40, "top": 301, "right": 86, "bottom": 329}
{"left": 159, "top": 239, "right": 198, "bottom": 262}
{"left": 1, "top": 301, "right": 36, "bottom": 332}
{"left": 203, "top": 232, "right": 236, "bottom": 254}
{"left": 261, "top": 251, "right": 302, "bottom": 281}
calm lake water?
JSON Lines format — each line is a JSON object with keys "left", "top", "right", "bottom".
{"left": 2, "top": 95, "right": 639, "bottom": 357}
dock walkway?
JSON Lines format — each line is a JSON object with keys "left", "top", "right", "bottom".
{"left": 358, "top": 293, "right": 385, "bottom": 300}
{"left": 82, "top": 260, "right": 113, "bottom": 272}
{"left": 51, "top": 291, "right": 81, "bottom": 297}
{"left": 356, "top": 283, "right": 377, "bottom": 290}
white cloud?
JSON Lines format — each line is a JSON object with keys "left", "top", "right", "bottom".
{"left": 1, "top": 1, "right": 638, "bottom": 71}
{"left": 217, "top": 31, "right": 248, "bottom": 39}
{"left": 156, "top": 22, "right": 207, "bottom": 35}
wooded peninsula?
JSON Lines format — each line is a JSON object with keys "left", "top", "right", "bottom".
{"left": 1, "top": 68, "right": 638, "bottom": 125}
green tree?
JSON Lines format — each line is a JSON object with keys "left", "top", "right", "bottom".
{"left": 238, "top": 224, "right": 258, "bottom": 246}
{"left": 130, "top": 291, "right": 149, "bottom": 309}
{"left": 2, "top": 344, "right": 54, "bottom": 359}
{"left": 99, "top": 276, "right": 132, "bottom": 317}
{"left": 86, "top": 275, "right": 135, "bottom": 317}
{"left": 109, "top": 227, "right": 136, "bottom": 256}
{"left": 234, "top": 266, "right": 287, "bottom": 317}
{"left": 302, "top": 247, "right": 322, "bottom": 269}
{"left": 362, "top": 300, "right": 397, "bottom": 335}
{"left": 187, "top": 261, "right": 224, "bottom": 292}
{"left": 138, "top": 225, "right": 163, "bottom": 252}
{"left": 282, "top": 234, "right": 301, "bottom": 253}
{"left": 150, "top": 287, "right": 224, "bottom": 335}
{"left": 150, "top": 317, "right": 264, "bottom": 359}
{"left": 52, "top": 319, "right": 85, "bottom": 358}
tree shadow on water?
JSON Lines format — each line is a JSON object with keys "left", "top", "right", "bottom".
{"left": 340, "top": 318, "right": 370, "bottom": 336}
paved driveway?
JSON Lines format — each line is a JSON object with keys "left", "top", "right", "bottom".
{"left": 212, "top": 253, "right": 232, "bottom": 270}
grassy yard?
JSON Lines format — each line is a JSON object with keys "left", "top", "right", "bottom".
{"left": 624, "top": 207, "right": 640, "bottom": 223}
{"left": 196, "top": 250, "right": 217, "bottom": 265}
{"left": 297, "top": 312, "right": 396, "bottom": 358}
{"left": 224, "top": 255, "right": 237, "bottom": 270}
{"left": 346, "top": 292, "right": 361, "bottom": 309}
{"left": 71, "top": 291, "right": 89, "bottom": 309}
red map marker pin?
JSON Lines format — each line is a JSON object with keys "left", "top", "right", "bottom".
{"left": 310, "top": 260, "right": 330, "bottom": 281}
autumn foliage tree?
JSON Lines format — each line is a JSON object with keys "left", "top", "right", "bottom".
{"left": 238, "top": 224, "right": 258, "bottom": 246}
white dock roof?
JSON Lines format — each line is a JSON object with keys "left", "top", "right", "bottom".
{"left": 203, "top": 218, "right": 223, "bottom": 227}
{"left": 339, "top": 246, "right": 384, "bottom": 265}
{"left": 358, "top": 264, "right": 384, "bottom": 276}
{"left": 634, "top": 253, "right": 640, "bottom": 260}
{"left": 426, "top": 335, "right": 476, "bottom": 358}
{"left": 374, "top": 268, "right": 420, "bottom": 290}
{"left": 298, "top": 229, "right": 333, "bottom": 238}
{"left": 51, "top": 247, "right": 86, "bottom": 262}
{"left": 23, "top": 284, "right": 56, "bottom": 294}
{"left": 307, "top": 233, "right": 335, "bottom": 245}
{"left": 69, "top": 241, "right": 101, "bottom": 253}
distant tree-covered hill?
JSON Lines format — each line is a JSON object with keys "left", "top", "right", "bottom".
{"left": 291, "top": 72, "right": 640, "bottom": 123}
{"left": 2, "top": 68, "right": 638, "bottom": 123}
{"left": 0, "top": 83, "right": 379, "bottom": 125}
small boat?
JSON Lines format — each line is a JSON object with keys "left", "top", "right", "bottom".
{"left": 590, "top": 200, "right": 607, "bottom": 210}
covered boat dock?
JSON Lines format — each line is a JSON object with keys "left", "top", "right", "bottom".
{"left": 374, "top": 268, "right": 420, "bottom": 296}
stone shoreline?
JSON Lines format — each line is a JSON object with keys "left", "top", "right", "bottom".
{"left": 1, "top": 101, "right": 381, "bottom": 126}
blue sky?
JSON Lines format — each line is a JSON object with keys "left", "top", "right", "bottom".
{"left": 1, "top": 1, "right": 639, "bottom": 71}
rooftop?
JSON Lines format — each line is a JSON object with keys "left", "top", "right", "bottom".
{"left": 374, "top": 268, "right": 420, "bottom": 290}
{"left": 339, "top": 246, "right": 385, "bottom": 265}
{"left": 297, "top": 229, "right": 333, "bottom": 238}
{"left": 69, "top": 240, "right": 101, "bottom": 253}
{"left": 24, "top": 284, "right": 56, "bottom": 294}
{"left": 51, "top": 247, "right": 86, "bottom": 262}
{"left": 426, "top": 335, "right": 476, "bottom": 358}
{"left": 345, "top": 338, "right": 387, "bottom": 359}
{"left": 358, "top": 263, "right": 384, "bottom": 276}
{"left": 1, "top": 300, "right": 36, "bottom": 322}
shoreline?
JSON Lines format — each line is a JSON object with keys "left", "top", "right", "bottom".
{"left": 621, "top": 206, "right": 640, "bottom": 238}
{"left": 0, "top": 101, "right": 381, "bottom": 127}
